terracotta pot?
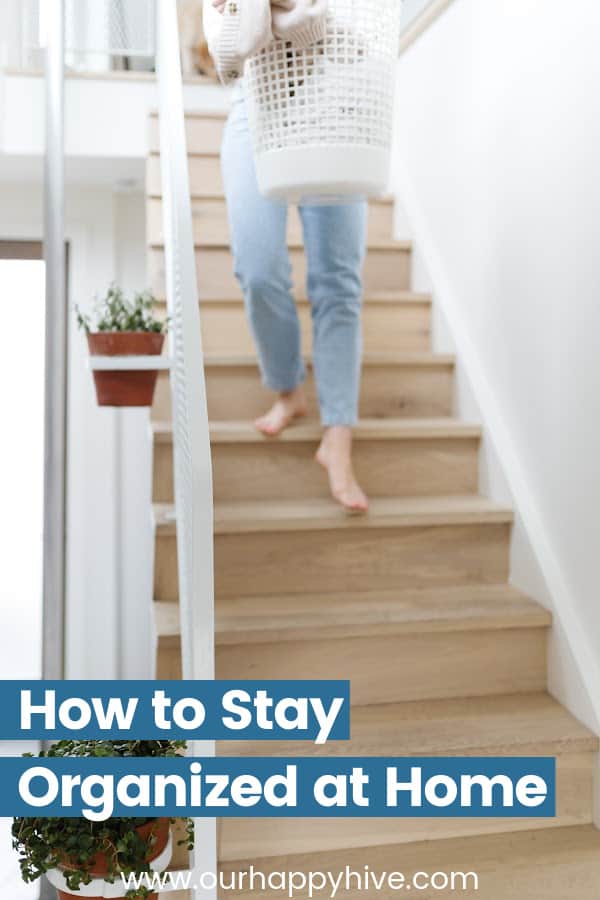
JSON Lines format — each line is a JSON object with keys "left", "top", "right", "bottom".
{"left": 57, "top": 817, "right": 169, "bottom": 900}
{"left": 87, "top": 332, "right": 165, "bottom": 407}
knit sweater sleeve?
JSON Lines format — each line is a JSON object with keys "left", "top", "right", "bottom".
{"left": 202, "top": 0, "right": 274, "bottom": 85}
{"left": 271, "top": 0, "right": 328, "bottom": 48}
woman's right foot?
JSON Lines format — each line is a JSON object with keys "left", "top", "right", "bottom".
{"left": 255, "top": 387, "right": 308, "bottom": 437}
{"left": 316, "top": 426, "right": 369, "bottom": 514}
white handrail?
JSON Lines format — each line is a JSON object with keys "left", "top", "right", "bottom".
{"left": 42, "top": 0, "right": 67, "bottom": 684}
{"left": 156, "top": 1, "right": 216, "bottom": 895}
{"left": 399, "top": 0, "right": 455, "bottom": 53}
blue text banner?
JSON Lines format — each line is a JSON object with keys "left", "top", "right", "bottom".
{"left": 3, "top": 756, "right": 556, "bottom": 819}
{"left": 0, "top": 680, "right": 350, "bottom": 743}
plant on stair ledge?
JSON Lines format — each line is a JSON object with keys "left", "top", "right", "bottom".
{"left": 77, "top": 285, "right": 168, "bottom": 408}
{"left": 11, "top": 739, "right": 194, "bottom": 900}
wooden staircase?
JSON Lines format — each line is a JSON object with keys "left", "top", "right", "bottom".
{"left": 147, "top": 110, "right": 600, "bottom": 897}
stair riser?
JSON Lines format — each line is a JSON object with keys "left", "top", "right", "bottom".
{"left": 156, "top": 298, "right": 431, "bottom": 356}
{"left": 153, "top": 437, "right": 479, "bottom": 504}
{"left": 154, "top": 523, "right": 510, "bottom": 603}
{"left": 158, "top": 625, "right": 546, "bottom": 703}
{"left": 147, "top": 153, "right": 223, "bottom": 197}
{"left": 148, "top": 246, "right": 412, "bottom": 299}
{"left": 218, "top": 751, "right": 594, "bottom": 861}
{"left": 153, "top": 363, "right": 454, "bottom": 421}
{"left": 147, "top": 197, "right": 396, "bottom": 246}
{"left": 148, "top": 157, "right": 396, "bottom": 234}
{"left": 219, "top": 826, "right": 600, "bottom": 900}
{"left": 149, "top": 115, "right": 225, "bottom": 155}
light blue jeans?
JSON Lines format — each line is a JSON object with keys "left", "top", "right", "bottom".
{"left": 221, "top": 91, "right": 368, "bottom": 426}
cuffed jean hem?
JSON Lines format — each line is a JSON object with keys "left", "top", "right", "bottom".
{"left": 261, "top": 365, "right": 307, "bottom": 395}
{"left": 320, "top": 413, "right": 359, "bottom": 427}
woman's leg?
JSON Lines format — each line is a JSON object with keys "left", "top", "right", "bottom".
{"left": 300, "top": 200, "right": 369, "bottom": 511}
{"left": 221, "top": 96, "right": 307, "bottom": 434}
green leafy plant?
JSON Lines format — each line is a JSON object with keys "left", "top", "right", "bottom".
{"left": 76, "top": 285, "right": 167, "bottom": 335}
{"left": 12, "top": 740, "right": 194, "bottom": 899}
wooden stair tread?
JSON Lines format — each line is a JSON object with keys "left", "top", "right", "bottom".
{"left": 152, "top": 417, "right": 481, "bottom": 445}
{"left": 148, "top": 192, "right": 395, "bottom": 208}
{"left": 155, "top": 584, "right": 550, "bottom": 645}
{"left": 358, "top": 288, "right": 428, "bottom": 302}
{"left": 149, "top": 237, "right": 410, "bottom": 252}
{"left": 219, "top": 825, "right": 600, "bottom": 895}
{"left": 150, "top": 109, "right": 228, "bottom": 119}
{"left": 217, "top": 692, "right": 597, "bottom": 758}
{"left": 198, "top": 351, "right": 454, "bottom": 368}
{"left": 154, "top": 495, "right": 513, "bottom": 536}
{"left": 157, "top": 494, "right": 513, "bottom": 533}
{"left": 154, "top": 289, "right": 432, "bottom": 305}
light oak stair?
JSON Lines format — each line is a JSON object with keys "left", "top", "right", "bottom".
{"left": 153, "top": 352, "right": 456, "bottom": 421}
{"left": 153, "top": 495, "right": 513, "bottom": 603}
{"left": 149, "top": 241, "right": 412, "bottom": 299}
{"left": 155, "top": 584, "right": 550, "bottom": 702}
{"left": 149, "top": 110, "right": 599, "bottom": 898}
{"left": 152, "top": 418, "right": 481, "bottom": 503}
{"left": 166, "top": 826, "right": 600, "bottom": 900}
{"left": 219, "top": 826, "right": 600, "bottom": 898}
{"left": 216, "top": 693, "right": 597, "bottom": 860}
{"left": 153, "top": 291, "right": 432, "bottom": 355}
{"left": 147, "top": 192, "right": 396, "bottom": 245}
{"left": 149, "top": 110, "right": 226, "bottom": 155}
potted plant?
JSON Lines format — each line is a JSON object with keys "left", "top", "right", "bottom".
{"left": 77, "top": 286, "right": 168, "bottom": 408}
{"left": 12, "top": 740, "right": 194, "bottom": 900}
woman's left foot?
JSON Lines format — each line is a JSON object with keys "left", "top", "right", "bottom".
{"left": 316, "top": 426, "right": 369, "bottom": 514}
{"left": 255, "top": 386, "right": 308, "bottom": 437}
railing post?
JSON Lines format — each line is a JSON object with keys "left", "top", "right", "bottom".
{"left": 42, "top": 0, "right": 67, "bottom": 683}
{"left": 40, "top": 11, "right": 67, "bottom": 900}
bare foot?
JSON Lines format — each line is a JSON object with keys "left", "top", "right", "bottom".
{"left": 255, "top": 387, "right": 308, "bottom": 437}
{"left": 316, "top": 426, "right": 369, "bottom": 513}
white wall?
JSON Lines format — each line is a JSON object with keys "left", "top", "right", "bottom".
{"left": 0, "top": 183, "right": 153, "bottom": 680}
{"left": 66, "top": 187, "right": 156, "bottom": 680}
{"left": 0, "top": 258, "right": 44, "bottom": 681}
{"left": 113, "top": 191, "right": 155, "bottom": 680}
{"left": 0, "top": 1, "right": 24, "bottom": 68}
{"left": 401, "top": 0, "right": 441, "bottom": 32}
{"left": 392, "top": 0, "right": 600, "bottom": 741}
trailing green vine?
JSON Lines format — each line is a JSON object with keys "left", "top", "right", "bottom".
{"left": 12, "top": 740, "right": 194, "bottom": 899}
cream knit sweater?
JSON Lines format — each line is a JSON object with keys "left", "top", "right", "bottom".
{"left": 203, "top": 0, "right": 328, "bottom": 84}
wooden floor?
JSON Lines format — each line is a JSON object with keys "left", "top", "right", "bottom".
{"left": 147, "top": 110, "right": 600, "bottom": 898}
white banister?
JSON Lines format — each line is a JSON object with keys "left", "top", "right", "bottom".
{"left": 399, "top": 0, "right": 455, "bottom": 53}
{"left": 155, "top": 0, "right": 216, "bottom": 894}
{"left": 42, "top": 0, "right": 67, "bottom": 682}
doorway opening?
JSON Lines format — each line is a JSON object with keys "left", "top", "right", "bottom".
{"left": 0, "top": 240, "right": 45, "bottom": 681}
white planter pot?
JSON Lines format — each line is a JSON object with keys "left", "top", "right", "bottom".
{"left": 46, "top": 831, "right": 172, "bottom": 898}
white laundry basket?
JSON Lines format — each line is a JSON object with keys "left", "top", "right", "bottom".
{"left": 245, "top": 0, "right": 401, "bottom": 202}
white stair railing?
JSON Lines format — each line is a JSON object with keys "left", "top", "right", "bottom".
{"left": 21, "top": 0, "right": 156, "bottom": 63}
{"left": 156, "top": 0, "right": 216, "bottom": 894}
{"left": 399, "top": 0, "right": 455, "bottom": 52}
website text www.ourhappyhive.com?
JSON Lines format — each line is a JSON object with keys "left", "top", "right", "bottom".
{"left": 122, "top": 865, "right": 480, "bottom": 896}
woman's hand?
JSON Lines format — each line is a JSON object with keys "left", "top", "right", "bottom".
{"left": 212, "top": 0, "right": 226, "bottom": 12}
